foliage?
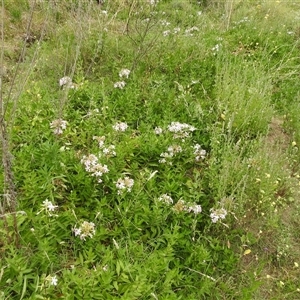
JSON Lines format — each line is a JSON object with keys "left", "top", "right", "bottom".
{"left": 1, "top": 0, "right": 300, "bottom": 299}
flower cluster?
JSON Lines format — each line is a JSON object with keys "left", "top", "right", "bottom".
{"left": 163, "top": 27, "right": 181, "bottom": 36}
{"left": 167, "top": 145, "right": 183, "bottom": 154}
{"left": 233, "top": 16, "right": 250, "bottom": 27}
{"left": 119, "top": 68, "right": 131, "bottom": 79}
{"left": 185, "top": 26, "right": 199, "bottom": 36}
{"left": 173, "top": 27, "right": 181, "bottom": 34}
{"left": 102, "top": 145, "right": 116, "bottom": 157}
{"left": 193, "top": 144, "right": 207, "bottom": 161}
{"left": 161, "top": 20, "right": 170, "bottom": 26}
{"left": 81, "top": 154, "right": 109, "bottom": 183}
{"left": 148, "top": 0, "right": 159, "bottom": 5}
{"left": 85, "top": 108, "right": 100, "bottom": 118}
{"left": 154, "top": 122, "right": 207, "bottom": 164}
{"left": 116, "top": 176, "right": 134, "bottom": 194}
{"left": 186, "top": 203, "right": 202, "bottom": 214}
{"left": 73, "top": 221, "right": 96, "bottom": 240}
{"left": 210, "top": 207, "right": 227, "bottom": 223}
{"left": 114, "top": 81, "right": 126, "bottom": 89}
{"left": 50, "top": 119, "right": 67, "bottom": 135}
{"left": 112, "top": 122, "right": 128, "bottom": 132}
{"left": 38, "top": 199, "right": 58, "bottom": 216}
{"left": 167, "top": 121, "right": 196, "bottom": 139}
{"left": 158, "top": 194, "right": 173, "bottom": 205}
{"left": 93, "top": 135, "right": 106, "bottom": 148}
{"left": 154, "top": 127, "right": 163, "bottom": 135}
{"left": 114, "top": 68, "right": 131, "bottom": 89}
{"left": 172, "top": 199, "right": 202, "bottom": 215}
{"left": 59, "top": 76, "right": 75, "bottom": 89}
{"left": 159, "top": 144, "right": 182, "bottom": 164}
{"left": 93, "top": 136, "right": 116, "bottom": 157}
{"left": 212, "top": 44, "right": 221, "bottom": 53}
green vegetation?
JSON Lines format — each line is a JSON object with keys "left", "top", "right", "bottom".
{"left": 1, "top": 0, "right": 300, "bottom": 299}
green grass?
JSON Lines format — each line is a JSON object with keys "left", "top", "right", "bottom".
{"left": 1, "top": 0, "right": 300, "bottom": 299}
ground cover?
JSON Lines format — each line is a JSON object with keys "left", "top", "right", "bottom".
{"left": 1, "top": 0, "right": 300, "bottom": 299}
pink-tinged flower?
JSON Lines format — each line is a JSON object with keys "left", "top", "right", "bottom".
{"left": 50, "top": 119, "right": 67, "bottom": 135}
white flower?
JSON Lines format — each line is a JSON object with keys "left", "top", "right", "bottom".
{"left": 59, "top": 76, "right": 74, "bottom": 88}
{"left": 158, "top": 158, "right": 166, "bottom": 164}
{"left": 50, "top": 119, "right": 67, "bottom": 135}
{"left": 173, "top": 27, "right": 181, "bottom": 34}
{"left": 210, "top": 207, "right": 227, "bottom": 223}
{"left": 38, "top": 199, "right": 58, "bottom": 216}
{"left": 186, "top": 204, "right": 202, "bottom": 214}
{"left": 81, "top": 154, "right": 109, "bottom": 182}
{"left": 114, "top": 81, "right": 126, "bottom": 89}
{"left": 116, "top": 176, "right": 134, "bottom": 194}
{"left": 168, "top": 122, "right": 196, "bottom": 133}
{"left": 93, "top": 136, "right": 106, "bottom": 148}
{"left": 212, "top": 44, "right": 221, "bottom": 52}
{"left": 193, "top": 144, "right": 207, "bottom": 161}
{"left": 163, "top": 30, "right": 171, "bottom": 36}
{"left": 154, "top": 127, "right": 163, "bottom": 135}
{"left": 116, "top": 180, "right": 125, "bottom": 190}
{"left": 119, "top": 69, "right": 131, "bottom": 78}
{"left": 85, "top": 108, "right": 100, "bottom": 118}
{"left": 112, "top": 122, "right": 128, "bottom": 132}
{"left": 158, "top": 194, "right": 173, "bottom": 205}
{"left": 42, "top": 199, "right": 58, "bottom": 212}
{"left": 102, "top": 264, "right": 108, "bottom": 271}
{"left": 159, "top": 152, "right": 173, "bottom": 164}
{"left": 185, "top": 26, "right": 199, "bottom": 36}
{"left": 167, "top": 145, "right": 182, "bottom": 155}
{"left": 161, "top": 152, "right": 173, "bottom": 158}
{"left": 148, "top": 0, "right": 159, "bottom": 5}
{"left": 102, "top": 145, "right": 116, "bottom": 157}
{"left": 161, "top": 20, "right": 170, "bottom": 26}
{"left": 173, "top": 200, "right": 202, "bottom": 215}
{"left": 73, "top": 228, "right": 81, "bottom": 236}
{"left": 50, "top": 276, "right": 58, "bottom": 286}
{"left": 159, "top": 144, "right": 182, "bottom": 163}
{"left": 90, "top": 163, "right": 109, "bottom": 177}
{"left": 74, "top": 221, "right": 96, "bottom": 240}
{"left": 81, "top": 154, "right": 99, "bottom": 172}
{"left": 45, "top": 275, "right": 58, "bottom": 286}
{"left": 167, "top": 122, "right": 196, "bottom": 139}
{"left": 190, "top": 26, "right": 199, "bottom": 31}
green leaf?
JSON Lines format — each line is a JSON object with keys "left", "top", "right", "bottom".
{"left": 20, "top": 275, "right": 27, "bottom": 300}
